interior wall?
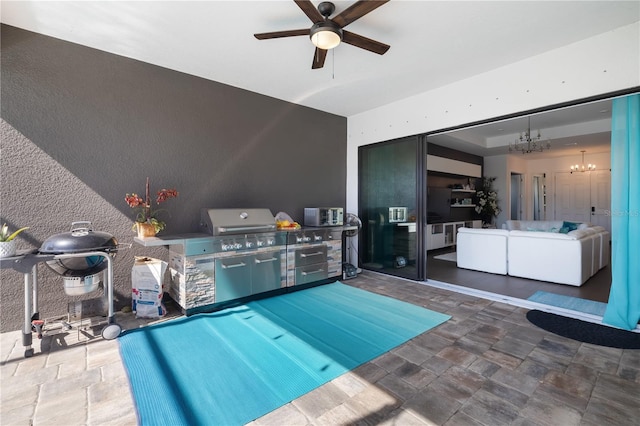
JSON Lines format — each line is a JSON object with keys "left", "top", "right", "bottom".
{"left": 524, "top": 151, "right": 611, "bottom": 221}
{"left": 0, "top": 25, "right": 347, "bottom": 332}
{"left": 478, "top": 151, "right": 612, "bottom": 227}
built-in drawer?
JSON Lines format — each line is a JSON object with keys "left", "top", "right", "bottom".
{"left": 295, "top": 263, "right": 328, "bottom": 285}
{"left": 294, "top": 245, "right": 327, "bottom": 267}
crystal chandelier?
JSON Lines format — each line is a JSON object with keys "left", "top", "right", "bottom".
{"left": 508, "top": 117, "right": 551, "bottom": 154}
{"left": 570, "top": 150, "right": 595, "bottom": 173}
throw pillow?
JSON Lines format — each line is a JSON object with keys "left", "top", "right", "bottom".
{"left": 559, "top": 227, "right": 570, "bottom": 234}
{"left": 562, "top": 221, "right": 579, "bottom": 232}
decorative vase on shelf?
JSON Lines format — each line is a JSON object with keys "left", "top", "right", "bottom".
{"left": 136, "top": 222, "right": 157, "bottom": 238}
{"left": 0, "top": 240, "right": 17, "bottom": 258}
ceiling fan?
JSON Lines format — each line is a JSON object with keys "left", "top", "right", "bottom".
{"left": 254, "top": 0, "right": 390, "bottom": 69}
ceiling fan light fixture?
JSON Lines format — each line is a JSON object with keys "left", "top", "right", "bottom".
{"left": 310, "top": 21, "right": 342, "bottom": 50}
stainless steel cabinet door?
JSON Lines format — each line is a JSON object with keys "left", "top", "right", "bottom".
{"left": 252, "top": 251, "right": 282, "bottom": 294}
{"left": 215, "top": 255, "right": 252, "bottom": 302}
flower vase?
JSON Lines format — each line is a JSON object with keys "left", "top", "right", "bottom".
{"left": 0, "top": 240, "right": 17, "bottom": 258}
{"left": 136, "top": 222, "right": 156, "bottom": 238}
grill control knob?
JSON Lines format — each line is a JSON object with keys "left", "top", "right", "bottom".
{"left": 245, "top": 241, "right": 254, "bottom": 249}
{"left": 234, "top": 243, "right": 243, "bottom": 250}
{"left": 303, "top": 236, "right": 311, "bottom": 242}
{"left": 257, "top": 240, "right": 265, "bottom": 247}
{"left": 221, "top": 244, "right": 230, "bottom": 251}
{"left": 296, "top": 236, "right": 303, "bottom": 243}
{"left": 314, "top": 235, "right": 322, "bottom": 242}
{"left": 267, "top": 238, "right": 275, "bottom": 246}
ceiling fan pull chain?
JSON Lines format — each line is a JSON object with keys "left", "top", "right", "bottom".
{"left": 332, "top": 49, "right": 335, "bottom": 79}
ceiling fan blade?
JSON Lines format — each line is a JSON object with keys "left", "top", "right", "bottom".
{"left": 332, "top": 0, "right": 389, "bottom": 28}
{"left": 295, "top": 0, "right": 324, "bottom": 23}
{"left": 342, "top": 30, "right": 390, "bottom": 55}
{"left": 312, "top": 47, "right": 327, "bottom": 69}
{"left": 254, "top": 29, "right": 310, "bottom": 40}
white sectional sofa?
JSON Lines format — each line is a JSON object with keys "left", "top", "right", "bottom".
{"left": 456, "top": 220, "right": 609, "bottom": 286}
{"left": 456, "top": 228, "right": 509, "bottom": 275}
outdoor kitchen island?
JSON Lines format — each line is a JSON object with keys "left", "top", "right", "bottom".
{"left": 135, "top": 208, "right": 345, "bottom": 315}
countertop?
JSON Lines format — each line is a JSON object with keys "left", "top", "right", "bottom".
{"left": 134, "top": 226, "right": 359, "bottom": 247}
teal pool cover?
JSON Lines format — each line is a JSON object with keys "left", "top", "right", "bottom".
{"left": 119, "top": 282, "right": 451, "bottom": 425}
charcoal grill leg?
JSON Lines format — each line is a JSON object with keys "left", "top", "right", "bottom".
{"left": 23, "top": 267, "right": 34, "bottom": 357}
{"left": 101, "top": 254, "right": 121, "bottom": 339}
{"left": 32, "top": 264, "right": 39, "bottom": 321}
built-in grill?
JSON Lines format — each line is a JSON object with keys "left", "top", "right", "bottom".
{"left": 168, "top": 208, "right": 287, "bottom": 314}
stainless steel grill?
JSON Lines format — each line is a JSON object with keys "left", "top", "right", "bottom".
{"left": 199, "top": 208, "right": 277, "bottom": 236}
{"left": 168, "top": 208, "right": 287, "bottom": 314}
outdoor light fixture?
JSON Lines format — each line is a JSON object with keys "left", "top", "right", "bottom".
{"left": 310, "top": 21, "right": 342, "bottom": 50}
{"left": 570, "top": 150, "right": 595, "bottom": 173}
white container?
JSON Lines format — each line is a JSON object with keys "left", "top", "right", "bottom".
{"left": 63, "top": 273, "right": 101, "bottom": 296}
{"left": 0, "top": 240, "right": 16, "bottom": 258}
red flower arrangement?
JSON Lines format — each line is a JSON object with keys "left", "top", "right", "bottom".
{"left": 125, "top": 177, "right": 178, "bottom": 234}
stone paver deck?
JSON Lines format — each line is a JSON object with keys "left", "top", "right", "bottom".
{"left": 2, "top": 271, "right": 639, "bottom": 425}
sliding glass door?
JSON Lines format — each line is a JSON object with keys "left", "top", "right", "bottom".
{"left": 358, "top": 136, "right": 425, "bottom": 281}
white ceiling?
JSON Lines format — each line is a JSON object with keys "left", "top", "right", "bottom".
{"left": 2, "top": 0, "right": 638, "bottom": 157}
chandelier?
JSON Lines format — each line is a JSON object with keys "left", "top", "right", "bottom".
{"left": 570, "top": 150, "right": 595, "bottom": 173}
{"left": 508, "top": 117, "right": 551, "bottom": 154}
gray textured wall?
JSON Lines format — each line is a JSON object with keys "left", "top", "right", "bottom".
{"left": 0, "top": 25, "right": 347, "bottom": 332}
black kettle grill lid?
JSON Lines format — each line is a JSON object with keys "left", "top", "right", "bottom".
{"left": 39, "top": 221, "right": 118, "bottom": 254}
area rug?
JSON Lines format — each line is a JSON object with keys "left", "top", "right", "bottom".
{"left": 119, "top": 282, "right": 451, "bottom": 426}
{"left": 433, "top": 251, "right": 457, "bottom": 262}
{"left": 526, "top": 310, "right": 640, "bottom": 349}
{"left": 527, "top": 291, "right": 607, "bottom": 316}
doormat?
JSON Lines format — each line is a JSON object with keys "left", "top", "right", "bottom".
{"left": 433, "top": 252, "right": 457, "bottom": 262}
{"left": 527, "top": 291, "right": 607, "bottom": 316}
{"left": 526, "top": 310, "right": 640, "bottom": 349}
{"left": 119, "top": 282, "right": 451, "bottom": 425}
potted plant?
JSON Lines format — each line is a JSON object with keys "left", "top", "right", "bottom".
{"left": 125, "top": 177, "right": 178, "bottom": 238}
{"left": 474, "top": 177, "right": 501, "bottom": 227}
{"left": 0, "top": 223, "right": 29, "bottom": 258}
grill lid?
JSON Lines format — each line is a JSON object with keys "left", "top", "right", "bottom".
{"left": 200, "top": 208, "right": 276, "bottom": 236}
{"left": 39, "top": 222, "right": 118, "bottom": 254}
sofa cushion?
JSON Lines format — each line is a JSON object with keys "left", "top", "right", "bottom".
{"left": 509, "top": 230, "right": 577, "bottom": 240}
{"left": 457, "top": 228, "right": 510, "bottom": 237}
{"left": 563, "top": 221, "right": 580, "bottom": 232}
{"left": 568, "top": 228, "right": 598, "bottom": 239}
{"left": 505, "top": 220, "right": 563, "bottom": 231}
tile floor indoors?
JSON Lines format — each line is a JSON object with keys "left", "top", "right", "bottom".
{"left": 1, "top": 271, "right": 639, "bottom": 426}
